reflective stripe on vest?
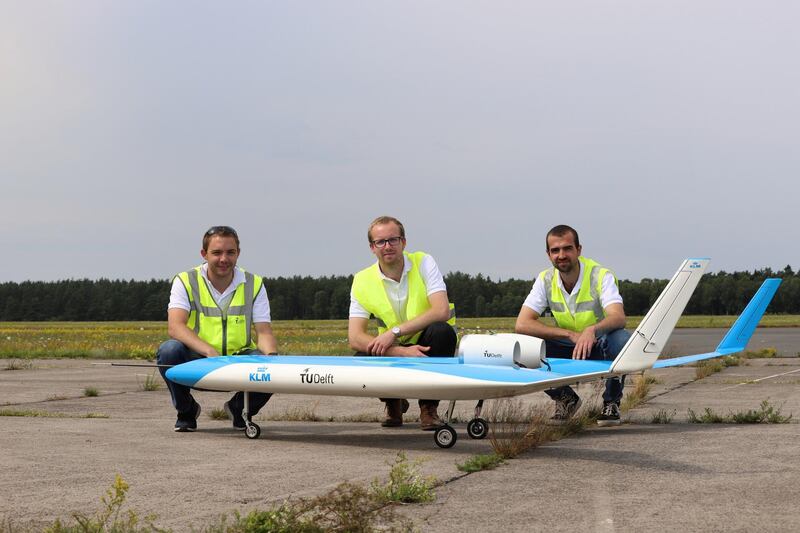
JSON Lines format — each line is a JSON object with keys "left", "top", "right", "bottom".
{"left": 351, "top": 251, "right": 456, "bottom": 344}
{"left": 538, "top": 256, "right": 614, "bottom": 333}
{"left": 176, "top": 266, "right": 263, "bottom": 354}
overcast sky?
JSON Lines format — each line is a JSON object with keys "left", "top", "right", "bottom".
{"left": 2, "top": 1, "right": 798, "bottom": 283}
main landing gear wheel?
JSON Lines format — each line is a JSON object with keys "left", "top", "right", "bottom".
{"left": 434, "top": 425, "right": 457, "bottom": 448}
{"left": 245, "top": 422, "right": 261, "bottom": 439}
{"left": 466, "top": 418, "right": 489, "bottom": 439}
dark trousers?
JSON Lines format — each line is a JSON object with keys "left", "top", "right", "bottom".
{"left": 156, "top": 339, "right": 272, "bottom": 416}
{"left": 358, "top": 321, "right": 457, "bottom": 407}
{"left": 543, "top": 328, "right": 631, "bottom": 404}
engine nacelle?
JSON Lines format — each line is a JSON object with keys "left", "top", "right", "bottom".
{"left": 457, "top": 333, "right": 546, "bottom": 368}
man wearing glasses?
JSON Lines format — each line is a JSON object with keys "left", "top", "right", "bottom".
{"left": 156, "top": 226, "right": 278, "bottom": 432}
{"left": 348, "top": 216, "right": 456, "bottom": 430}
{"left": 515, "top": 224, "right": 630, "bottom": 426}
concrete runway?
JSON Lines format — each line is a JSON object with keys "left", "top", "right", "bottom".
{"left": 1, "top": 329, "right": 798, "bottom": 531}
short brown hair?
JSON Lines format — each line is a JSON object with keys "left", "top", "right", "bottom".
{"left": 202, "top": 226, "right": 240, "bottom": 251}
{"left": 545, "top": 224, "right": 580, "bottom": 251}
{"left": 367, "top": 216, "right": 405, "bottom": 243}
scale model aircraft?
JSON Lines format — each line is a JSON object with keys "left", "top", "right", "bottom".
{"left": 165, "top": 259, "right": 781, "bottom": 448}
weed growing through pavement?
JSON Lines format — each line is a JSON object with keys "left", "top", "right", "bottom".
{"left": 137, "top": 371, "right": 161, "bottom": 391}
{"left": 456, "top": 453, "right": 505, "bottom": 473}
{"left": 3, "top": 359, "right": 35, "bottom": 371}
{"left": 42, "top": 475, "right": 162, "bottom": 533}
{"left": 688, "top": 399, "right": 792, "bottom": 424}
{"left": 371, "top": 451, "right": 437, "bottom": 504}
{"left": 0, "top": 409, "right": 109, "bottom": 419}
{"left": 83, "top": 387, "right": 99, "bottom": 397}
{"left": 695, "top": 355, "right": 742, "bottom": 379}
{"left": 621, "top": 372, "right": 657, "bottom": 412}
{"left": 650, "top": 409, "right": 676, "bottom": 424}
{"left": 209, "top": 407, "right": 228, "bottom": 420}
{"left": 32, "top": 459, "right": 424, "bottom": 533}
{"left": 264, "top": 401, "right": 323, "bottom": 422}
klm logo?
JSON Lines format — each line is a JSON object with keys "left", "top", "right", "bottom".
{"left": 484, "top": 350, "right": 502, "bottom": 358}
{"left": 689, "top": 261, "right": 702, "bottom": 269}
{"left": 249, "top": 372, "right": 271, "bottom": 382}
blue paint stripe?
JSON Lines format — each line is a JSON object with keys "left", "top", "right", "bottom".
{"left": 165, "top": 355, "right": 614, "bottom": 388}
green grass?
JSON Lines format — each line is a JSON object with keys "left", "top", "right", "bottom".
{"left": 371, "top": 451, "right": 437, "bottom": 504}
{"left": 650, "top": 409, "right": 676, "bottom": 424}
{"left": 687, "top": 400, "right": 792, "bottom": 424}
{"left": 456, "top": 453, "right": 506, "bottom": 473}
{"left": 83, "top": 387, "right": 99, "bottom": 397}
{"left": 137, "top": 371, "right": 161, "bottom": 391}
{"left": 0, "top": 316, "right": 796, "bottom": 359}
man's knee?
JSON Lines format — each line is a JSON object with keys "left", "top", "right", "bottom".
{"left": 600, "top": 328, "right": 632, "bottom": 358}
{"left": 420, "top": 322, "right": 457, "bottom": 356}
{"left": 156, "top": 340, "right": 191, "bottom": 366}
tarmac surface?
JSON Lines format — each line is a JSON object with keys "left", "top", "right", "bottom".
{"left": 1, "top": 328, "right": 799, "bottom": 531}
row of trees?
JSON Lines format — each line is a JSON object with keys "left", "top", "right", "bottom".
{"left": 0, "top": 266, "right": 797, "bottom": 321}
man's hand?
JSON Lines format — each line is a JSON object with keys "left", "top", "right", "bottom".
{"left": 571, "top": 326, "right": 597, "bottom": 360}
{"left": 366, "top": 330, "right": 398, "bottom": 355}
{"left": 395, "top": 345, "right": 430, "bottom": 357}
{"left": 201, "top": 346, "right": 220, "bottom": 357}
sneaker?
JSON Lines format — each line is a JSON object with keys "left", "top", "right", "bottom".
{"left": 174, "top": 402, "right": 201, "bottom": 432}
{"left": 381, "top": 399, "right": 410, "bottom": 427}
{"left": 550, "top": 395, "right": 582, "bottom": 424}
{"left": 596, "top": 402, "right": 621, "bottom": 427}
{"left": 224, "top": 400, "right": 246, "bottom": 431}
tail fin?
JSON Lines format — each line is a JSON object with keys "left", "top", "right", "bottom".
{"left": 652, "top": 277, "right": 782, "bottom": 368}
{"left": 609, "top": 258, "right": 710, "bottom": 373}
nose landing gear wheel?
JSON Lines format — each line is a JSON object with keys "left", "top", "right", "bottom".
{"left": 245, "top": 422, "right": 261, "bottom": 439}
{"left": 434, "top": 425, "right": 457, "bottom": 448}
{"left": 466, "top": 418, "right": 489, "bottom": 439}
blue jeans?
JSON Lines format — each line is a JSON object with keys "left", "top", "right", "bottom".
{"left": 156, "top": 339, "right": 272, "bottom": 416}
{"left": 544, "top": 328, "right": 631, "bottom": 404}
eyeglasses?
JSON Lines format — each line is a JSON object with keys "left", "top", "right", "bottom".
{"left": 205, "top": 225, "right": 238, "bottom": 238}
{"left": 371, "top": 236, "right": 403, "bottom": 248}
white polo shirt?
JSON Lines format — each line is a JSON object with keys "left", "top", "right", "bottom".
{"left": 522, "top": 260, "right": 622, "bottom": 316}
{"left": 168, "top": 264, "right": 271, "bottom": 323}
{"left": 349, "top": 253, "right": 447, "bottom": 322}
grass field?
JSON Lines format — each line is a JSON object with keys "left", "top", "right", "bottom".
{"left": 0, "top": 315, "right": 796, "bottom": 360}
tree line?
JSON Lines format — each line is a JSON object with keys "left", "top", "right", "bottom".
{"left": 0, "top": 266, "right": 797, "bottom": 322}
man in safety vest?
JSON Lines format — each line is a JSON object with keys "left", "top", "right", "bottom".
{"left": 515, "top": 224, "right": 630, "bottom": 426}
{"left": 349, "top": 216, "right": 457, "bottom": 430}
{"left": 157, "top": 226, "right": 278, "bottom": 432}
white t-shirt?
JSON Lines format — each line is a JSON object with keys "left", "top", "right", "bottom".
{"left": 349, "top": 253, "right": 447, "bottom": 321}
{"left": 522, "top": 261, "right": 622, "bottom": 316}
{"left": 168, "top": 264, "right": 271, "bottom": 323}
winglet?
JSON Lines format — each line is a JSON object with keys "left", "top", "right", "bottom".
{"left": 609, "top": 258, "right": 710, "bottom": 374}
{"left": 715, "top": 278, "right": 782, "bottom": 352}
{"left": 652, "top": 277, "right": 782, "bottom": 368}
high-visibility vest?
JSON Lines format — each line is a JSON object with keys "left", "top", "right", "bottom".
{"left": 352, "top": 251, "right": 456, "bottom": 344}
{"left": 175, "top": 266, "right": 263, "bottom": 354}
{"left": 537, "top": 256, "right": 616, "bottom": 333}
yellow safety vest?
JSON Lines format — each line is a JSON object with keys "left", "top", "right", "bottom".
{"left": 537, "top": 256, "right": 616, "bottom": 333}
{"left": 175, "top": 266, "right": 264, "bottom": 355}
{"left": 351, "top": 251, "right": 456, "bottom": 344}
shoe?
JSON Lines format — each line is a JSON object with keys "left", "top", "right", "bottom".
{"left": 174, "top": 402, "right": 201, "bottom": 432}
{"left": 550, "top": 395, "right": 582, "bottom": 424}
{"left": 381, "top": 399, "right": 410, "bottom": 427}
{"left": 596, "top": 401, "right": 621, "bottom": 427}
{"left": 419, "top": 402, "right": 444, "bottom": 431}
{"left": 224, "top": 400, "right": 246, "bottom": 431}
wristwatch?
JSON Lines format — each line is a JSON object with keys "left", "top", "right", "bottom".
{"left": 391, "top": 326, "right": 402, "bottom": 337}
